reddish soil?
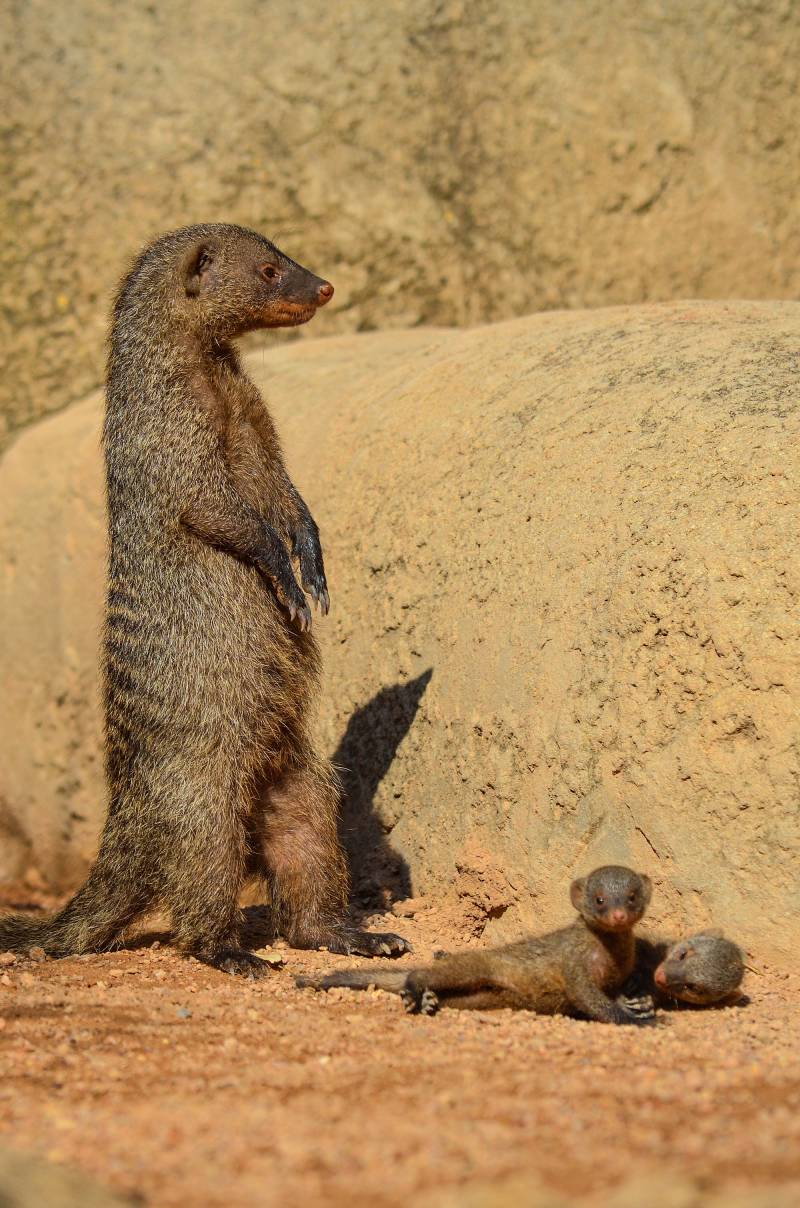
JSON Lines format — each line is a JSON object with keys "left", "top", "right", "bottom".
{"left": 1, "top": 891, "right": 798, "bottom": 1208}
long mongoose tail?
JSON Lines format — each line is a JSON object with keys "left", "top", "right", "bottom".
{"left": 0, "top": 863, "right": 144, "bottom": 956}
{"left": 296, "top": 967, "right": 408, "bottom": 993}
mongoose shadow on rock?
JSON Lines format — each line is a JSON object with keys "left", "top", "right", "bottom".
{"left": 333, "top": 668, "right": 432, "bottom": 908}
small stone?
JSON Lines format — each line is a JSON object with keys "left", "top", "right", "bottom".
{"left": 28, "top": 947, "right": 47, "bottom": 962}
{"left": 392, "top": 897, "right": 427, "bottom": 918}
{"left": 19, "top": 972, "right": 35, "bottom": 988}
{"left": 254, "top": 949, "right": 285, "bottom": 968}
{"left": 0, "top": 953, "right": 17, "bottom": 967}
{"left": 176, "top": 1007, "right": 192, "bottom": 1020}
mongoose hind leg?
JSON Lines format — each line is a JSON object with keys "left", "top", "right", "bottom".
{"left": 159, "top": 781, "right": 257, "bottom": 976}
{"left": 263, "top": 759, "right": 410, "bottom": 956}
{"left": 401, "top": 954, "right": 511, "bottom": 1013}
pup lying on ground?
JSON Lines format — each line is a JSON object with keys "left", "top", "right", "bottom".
{"left": 618, "top": 931, "right": 745, "bottom": 1018}
{"left": 298, "top": 865, "right": 655, "bottom": 1025}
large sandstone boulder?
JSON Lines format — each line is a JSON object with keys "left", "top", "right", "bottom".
{"left": 1, "top": 302, "right": 798, "bottom": 961}
{"left": 2, "top": 1, "right": 800, "bottom": 444}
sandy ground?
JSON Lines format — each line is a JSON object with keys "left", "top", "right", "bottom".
{"left": 1, "top": 890, "right": 798, "bottom": 1208}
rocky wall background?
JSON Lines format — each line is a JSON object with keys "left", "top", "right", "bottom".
{"left": 2, "top": 0, "right": 800, "bottom": 444}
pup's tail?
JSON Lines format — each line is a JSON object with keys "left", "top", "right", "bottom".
{"left": 296, "top": 967, "right": 409, "bottom": 994}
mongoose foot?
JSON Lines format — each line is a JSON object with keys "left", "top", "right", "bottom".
{"left": 617, "top": 991, "right": 657, "bottom": 1021}
{"left": 257, "top": 527, "right": 314, "bottom": 631}
{"left": 195, "top": 948, "right": 272, "bottom": 979}
{"left": 607, "top": 1002, "right": 660, "bottom": 1027}
{"left": 324, "top": 927, "right": 412, "bottom": 958}
{"left": 296, "top": 535, "right": 330, "bottom": 615}
{"left": 400, "top": 986, "right": 439, "bottom": 1016}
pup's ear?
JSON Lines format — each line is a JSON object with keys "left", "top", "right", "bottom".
{"left": 569, "top": 878, "right": 585, "bottom": 910}
{"left": 638, "top": 874, "right": 653, "bottom": 906}
{"left": 185, "top": 244, "right": 214, "bottom": 297}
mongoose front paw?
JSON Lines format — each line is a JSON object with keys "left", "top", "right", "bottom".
{"left": 324, "top": 928, "right": 412, "bottom": 958}
{"left": 257, "top": 540, "right": 313, "bottom": 631}
{"left": 297, "top": 539, "right": 330, "bottom": 616}
{"left": 195, "top": 948, "right": 272, "bottom": 980}
{"left": 608, "top": 1002, "right": 660, "bottom": 1027}
{"left": 401, "top": 986, "right": 439, "bottom": 1016}
{"left": 617, "top": 992, "right": 656, "bottom": 1021}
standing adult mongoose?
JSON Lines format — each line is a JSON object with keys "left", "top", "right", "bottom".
{"left": 0, "top": 223, "right": 408, "bottom": 975}
{"left": 298, "top": 866, "right": 654, "bottom": 1024}
{"left": 620, "top": 932, "right": 745, "bottom": 1012}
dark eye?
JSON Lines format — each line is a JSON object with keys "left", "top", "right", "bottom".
{"left": 197, "top": 250, "right": 212, "bottom": 271}
{"left": 628, "top": 892, "right": 637, "bottom": 903}
{"left": 595, "top": 895, "right": 605, "bottom": 907}
{"left": 260, "top": 263, "right": 280, "bottom": 281}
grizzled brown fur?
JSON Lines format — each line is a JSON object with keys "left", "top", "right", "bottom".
{"left": 628, "top": 931, "right": 745, "bottom": 1008}
{"left": 0, "top": 223, "right": 407, "bottom": 975}
{"left": 299, "top": 866, "right": 654, "bottom": 1024}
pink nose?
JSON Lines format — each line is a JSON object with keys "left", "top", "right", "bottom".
{"left": 318, "top": 281, "right": 334, "bottom": 304}
{"left": 655, "top": 967, "right": 667, "bottom": 988}
{"left": 611, "top": 909, "right": 627, "bottom": 925}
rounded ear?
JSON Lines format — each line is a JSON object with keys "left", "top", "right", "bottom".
{"left": 638, "top": 874, "right": 653, "bottom": 905}
{"left": 185, "top": 244, "right": 214, "bottom": 297}
{"left": 569, "top": 878, "right": 585, "bottom": 910}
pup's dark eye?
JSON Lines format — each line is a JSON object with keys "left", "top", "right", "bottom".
{"left": 595, "top": 895, "right": 605, "bottom": 907}
{"left": 197, "top": 251, "right": 212, "bottom": 271}
{"left": 260, "top": 264, "right": 280, "bottom": 281}
{"left": 628, "top": 892, "right": 637, "bottom": 903}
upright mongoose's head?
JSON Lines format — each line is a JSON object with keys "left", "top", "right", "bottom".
{"left": 654, "top": 932, "right": 745, "bottom": 1005}
{"left": 114, "top": 223, "right": 334, "bottom": 341}
{"left": 570, "top": 865, "right": 652, "bottom": 933}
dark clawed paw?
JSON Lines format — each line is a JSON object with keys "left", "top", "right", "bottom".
{"left": 197, "top": 949, "right": 271, "bottom": 980}
{"left": 325, "top": 929, "right": 412, "bottom": 958}
{"left": 293, "top": 601, "right": 313, "bottom": 633}
{"left": 419, "top": 989, "right": 439, "bottom": 1015}
{"left": 284, "top": 588, "right": 312, "bottom": 632}
{"left": 400, "top": 988, "right": 419, "bottom": 1014}
{"left": 400, "top": 985, "right": 439, "bottom": 1016}
{"left": 615, "top": 1006, "right": 660, "bottom": 1027}
{"left": 618, "top": 993, "right": 657, "bottom": 1021}
{"left": 299, "top": 551, "right": 330, "bottom": 616}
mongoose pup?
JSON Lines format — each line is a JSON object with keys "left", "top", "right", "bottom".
{"left": 622, "top": 932, "right": 745, "bottom": 1011}
{"left": 298, "top": 865, "right": 654, "bottom": 1024}
{"left": 0, "top": 223, "right": 408, "bottom": 975}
